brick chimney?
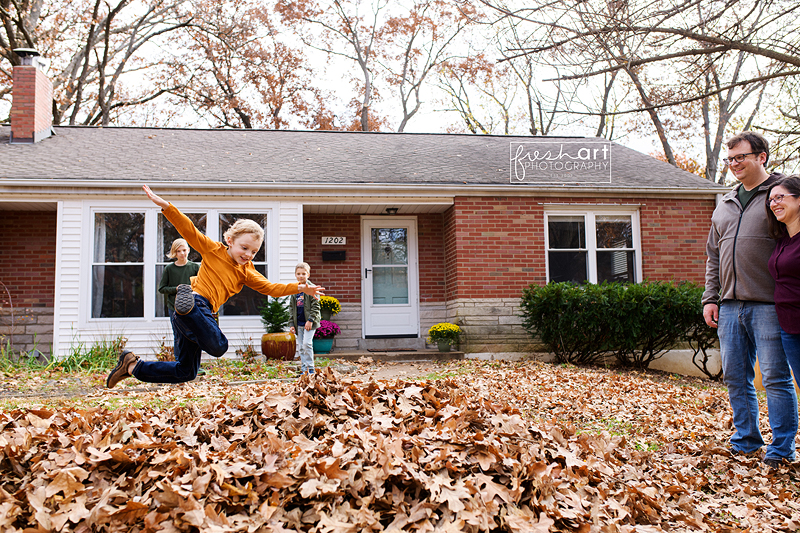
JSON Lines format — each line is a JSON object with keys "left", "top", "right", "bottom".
{"left": 10, "top": 48, "right": 53, "bottom": 144}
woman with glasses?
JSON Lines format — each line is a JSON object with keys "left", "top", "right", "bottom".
{"left": 766, "top": 174, "right": 800, "bottom": 394}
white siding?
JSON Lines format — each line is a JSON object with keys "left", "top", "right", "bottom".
{"left": 278, "top": 203, "right": 303, "bottom": 282}
{"left": 54, "top": 200, "right": 84, "bottom": 358}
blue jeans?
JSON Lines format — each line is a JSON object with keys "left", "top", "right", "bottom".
{"left": 296, "top": 326, "right": 317, "bottom": 374}
{"left": 779, "top": 329, "right": 800, "bottom": 393}
{"left": 133, "top": 294, "right": 228, "bottom": 384}
{"left": 718, "top": 301, "right": 797, "bottom": 460}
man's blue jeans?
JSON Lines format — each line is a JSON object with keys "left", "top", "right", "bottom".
{"left": 296, "top": 326, "right": 317, "bottom": 374}
{"left": 718, "top": 301, "right": 797, "bottom": 460}
{"left": 133, "top": 294, "right": 228, "bottom": 384}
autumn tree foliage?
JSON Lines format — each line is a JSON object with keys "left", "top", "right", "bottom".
{"left": 275, "top": 0, "right": 473, "bottom": 132}
{"left": 276, "top": 0, "right": 389, "bottom": 132}
{"left": 380, "top": 0, "right": 475, "bottom": 132}
{"left": 439, "top": 53, "right": 520, "bottom": 135}
{"left": 341, "top": 92, "right": 390, "bottom": 131}
{"left": 0, "top": 0, "right": 191, "bottom": 126}
{"left": 652, "top": 151, "right": 705, "bottom": 178}
{"left": 494, "top": 15, "right": 566, "bottom": 136}
{"left": 3, "top": 0, "right": 800, "bottom": 161}
{"left": 164, "top": 0, "right": 324, "bottom": 130}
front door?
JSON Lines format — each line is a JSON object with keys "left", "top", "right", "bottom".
{"left": 361, "top": 217, "right": 419, "bottom": 337}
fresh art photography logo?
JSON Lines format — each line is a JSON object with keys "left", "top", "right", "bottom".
{"left": 510, "top": 141, "right": 612, "bottom": 184}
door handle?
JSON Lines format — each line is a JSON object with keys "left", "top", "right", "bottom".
{"left": 365, "top": 268, "right": 372, "bottom": 278}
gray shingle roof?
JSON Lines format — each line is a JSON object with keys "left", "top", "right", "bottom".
{"left": 0, "top": 126, "right": 725, "bottom": 191}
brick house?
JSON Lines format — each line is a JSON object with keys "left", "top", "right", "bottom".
{"left": 0, "top": 55, "right": 726, "bottom": 360}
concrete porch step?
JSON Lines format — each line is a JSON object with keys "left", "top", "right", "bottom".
{"left": 318, "top": 349, "right": 464, "bottom": 363}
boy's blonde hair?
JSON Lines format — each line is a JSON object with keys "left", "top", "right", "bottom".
{"left": 295, "top": 262, "right": 311, "bottom": 274}
{"left": 167, "top": 238, "right": 189, "bottom": 259}
{"left": 223, "top": 219, "right": 264, "bottom": 245}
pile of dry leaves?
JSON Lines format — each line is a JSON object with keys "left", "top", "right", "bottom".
{"left": 0, "top": 361, "right": 798, "bottom": 532}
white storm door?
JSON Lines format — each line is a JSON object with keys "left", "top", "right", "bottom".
{"left": 361, "top": 217, "right": 419, "bottom": 337}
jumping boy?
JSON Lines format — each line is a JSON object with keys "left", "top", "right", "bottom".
{"left": 106, "top": 185, "right": 325, "bottom": 388}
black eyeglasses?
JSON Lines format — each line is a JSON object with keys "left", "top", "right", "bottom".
{"left": 722, "top": 152, "right": 762, "bottom": 165}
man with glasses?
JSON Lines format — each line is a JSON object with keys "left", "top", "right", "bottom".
{"left": 702, "top": 131, "right": 797, "bottom": 468}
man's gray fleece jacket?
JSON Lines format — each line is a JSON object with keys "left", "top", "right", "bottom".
{"left": 702, "top": 173, "right": 784, "bottom": 307}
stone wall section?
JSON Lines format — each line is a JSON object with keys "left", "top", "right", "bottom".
{"left": 326, "top": 302, "right": 448, "bottom": 351}
{"left": 0, "top": 306, "right": 54, "bottom": 356}
{"left": 325, "top": 304, "right": 361, "bottom": 351}
{"left": 446, "top": 297, "right": 546, "bottom": 353}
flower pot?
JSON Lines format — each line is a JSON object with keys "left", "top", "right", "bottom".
{"left": 437, "top": 340, "right": 451, "bottom": 352}
{"left": 321, "top": 309, "right": 333, "bottom": 321}
{"left": 313, "top": 337, "right": 334, "bottom": 355}
{"left": 261, "top": 332, "right": 296, "bottom": 361}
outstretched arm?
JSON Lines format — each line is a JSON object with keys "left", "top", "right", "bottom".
{"left": 300, "top": 284, "right": 325, "bottom": 297}
{"left": 145, "top": 185, "right": 216, "bottom": 254}
{"left": 143, "top": 185, "right": 169, "bottom": 208}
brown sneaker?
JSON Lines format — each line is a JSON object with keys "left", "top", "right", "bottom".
{"left": 106, "top": 350, "right": 139, "bottom": 388}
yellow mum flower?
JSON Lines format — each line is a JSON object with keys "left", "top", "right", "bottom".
{"left": 319, "top": 296, "right": 341, "bottom": 314}
{"left": 427, "top": 323, "right": 461, "bottom": 344}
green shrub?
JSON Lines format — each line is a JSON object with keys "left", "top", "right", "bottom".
{"left": 519, "top": 282, "right": 616, "bottom": 365}
{"left": 521, "top": 281, "right": 711, "bottom": 370}
{"left": 612, "top": 281, "right": 701, "bottom": 368}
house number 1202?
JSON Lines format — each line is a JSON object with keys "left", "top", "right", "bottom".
{"left": 322, "top": 237, "right": 346, "bottom": 245}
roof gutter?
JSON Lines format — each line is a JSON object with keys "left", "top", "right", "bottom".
{"left": 0, "top": 178, "right": 727, "bottom": 198}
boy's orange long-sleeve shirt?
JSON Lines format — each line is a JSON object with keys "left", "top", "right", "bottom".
{"left": 163, "top": 203, "right": 299, "bottom": 312}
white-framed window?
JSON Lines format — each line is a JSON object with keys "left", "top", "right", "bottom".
{"left": 91, "top": 212, "right": 146, "bottom": 318}
{"left": 89, "top": 206, "right": 271, "bottom": 320}
{"left": 217, "top": 212, "right": 269, "bottom": 316}
{"left": 544, "top": 208, "right": 642, "bottom": 284}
